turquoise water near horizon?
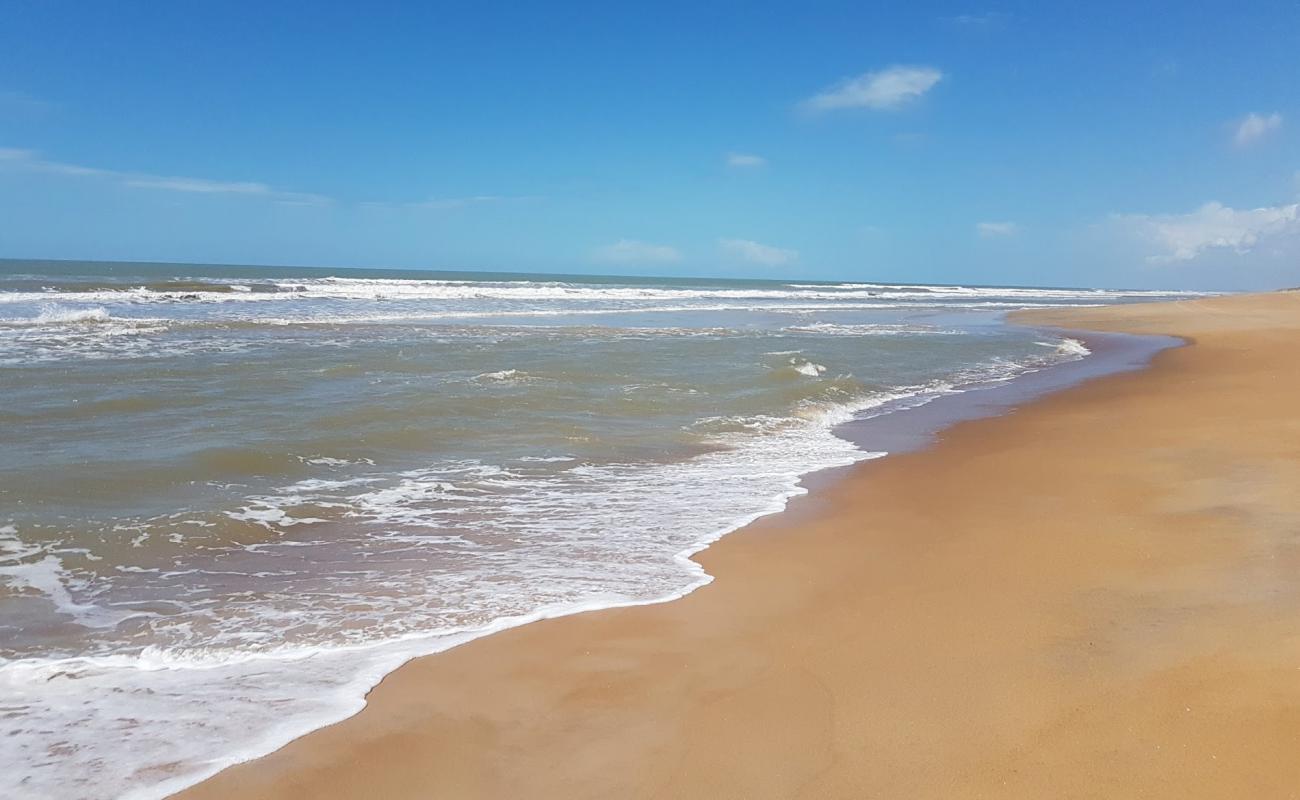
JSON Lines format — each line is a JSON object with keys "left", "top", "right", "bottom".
{"left": 0, "top": 260, "right": 1201, "bottom": 799}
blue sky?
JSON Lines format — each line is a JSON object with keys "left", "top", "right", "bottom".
{"left": 1, "top": 1, "right": 1298, "bottom": 289}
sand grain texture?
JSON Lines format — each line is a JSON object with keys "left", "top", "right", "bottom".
{"left": 179, "top": 292, "right": 1300, "bottom": 799}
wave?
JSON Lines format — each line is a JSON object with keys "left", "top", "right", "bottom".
{"left": 776, "top": 356, "right": 827, "bottom": 377}
{"left": 0, "top": 276, "right": 1210, "bottom": 307}
{"left": 783, "top": 322, "right": 964, "bottom": 336}
{"left": 1056, "top": 338, "right": 1091, "bottom": 357}
{"left": 0, "top": 305, "right": 171, "bottom": 330}
{"left": 0, "top": 302, "right": 1105, "bottom": 334}
{"left": 0, "top": 304, "right": 118, "bottom": 325}
{"left": 470, "top": 368, "right": 544, "bottom": 384}
{"left": 1038, "top": 337, "right": 1092, "bottom": 357}
{"left": 34, "top": 305, "right": 113, "bottom": 324}
{"left": 786, "top": 281, "right": 1207, "bottom": 297}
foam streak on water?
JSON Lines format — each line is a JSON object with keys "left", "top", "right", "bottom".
{"left": 0, "top": 261, "right": 1199, "bottom": 799}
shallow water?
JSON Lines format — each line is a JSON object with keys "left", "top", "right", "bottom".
{"left": 0, "top": 261, "right": 1201, "bottom": 799}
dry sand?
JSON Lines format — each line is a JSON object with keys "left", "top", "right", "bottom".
{"left": 178, "top": 291, "right": 1300, "bottom": 799}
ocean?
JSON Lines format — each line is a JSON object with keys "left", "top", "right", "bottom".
{"left": 0, "top": 260, "right": 1196, "bottom": 799}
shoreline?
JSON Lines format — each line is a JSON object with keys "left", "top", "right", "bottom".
{"left": 9, "top": 304, "right": 1109, "bottom": 800}
{"left": 177, "top": 291, "right": 1300, "bottom": 799}
{"left": 130, "top": 319, "right": 1107, "bottom": 800}
{"left": 832, "top": 325, "right": 1178, "bottom": 461}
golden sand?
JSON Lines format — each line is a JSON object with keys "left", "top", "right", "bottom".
{"left": 178, "top": 291, "right": 1300, "bottom": 799}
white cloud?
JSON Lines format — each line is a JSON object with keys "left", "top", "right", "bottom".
{"left": 718, "top": 238, "right": 799, "bottom": 266}
{"left": 1233, "top": 112, "right": 1282, "bottom": 147}
{"left": 976, "top": 221, "right": 1019, "bottom": 238}
{"left": 803, "top": 65, "right": 943, "bottom": 112}
{"left": 0, "top": 146, "right": 329, "bottom": 204}
{"left": 1116, "top": 201, "right": 1300, "bottom": 263}
{"left": 726, "top": 152, "right": 767, "bottom": 168}
{"left": 591, "top": 239, "right": 683, "bottom": 264}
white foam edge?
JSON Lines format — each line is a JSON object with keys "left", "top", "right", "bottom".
{"left": 86, "top": 449, "right": 883, "bottom": 800}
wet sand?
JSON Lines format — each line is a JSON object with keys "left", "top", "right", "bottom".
{"left": 177, "top": 291, "right": 1300, "bottom": 799}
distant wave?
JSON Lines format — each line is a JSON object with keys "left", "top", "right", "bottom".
{"left": 782, "top": 322, "right": 965, "bottom": 336}
{"left": 0, "top": 276, "right": 1212, "bottom": 307}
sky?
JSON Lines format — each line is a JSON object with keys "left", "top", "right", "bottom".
{"left": 1, "top": 1, "right": 1298, "bottom": 290}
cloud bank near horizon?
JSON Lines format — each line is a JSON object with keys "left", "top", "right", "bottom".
{"left": 1114, "top": 201, "right": 1300, "bottom": 264}
{"left": 719, "top": 237, "right": 799, "bottom": 266}
{"left": 591, "top": 239, "right": 683, "bottom": 264}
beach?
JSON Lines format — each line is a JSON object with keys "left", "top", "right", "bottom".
{"left": 173, "top": 290, "right": 1300, "bottom": 798}
{"left": 7, "top": 6, "right": 1297, "bottom": 797}
{"left": 8, "top": 266, "right": 1185, "bottom": 799}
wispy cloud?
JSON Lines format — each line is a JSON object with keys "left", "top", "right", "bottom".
{"left": 0, "top": 146, "right": 329, "bottom": 205}
{"left": 941, "top": 12, "right": 1009, "bottom": 27}
{"left": 1233, "top": 112, "right": 1282, "bottom": 147}
{"left": 361, "top": 194, "right": 538, "bottom": 211}
{"left": 892, "top": 131, "right": 930, "bottom": 146}
{"left": 0, "top": 90, "right": 55, "bottom": 117}
{"left": 412, "top": 195, "right": 507, "bottom": 210}
{"left": 591, "top": 239, "right": 683, "bottom": 264}
{"left": 1115, "top": 201, "right": 1300, "bottom": 263}
{"left": 124, "top": 177, "right": 284, "bottom": 195}
{"left": 1152, "top": 58, "right": 1180, "bottom": 78}
{"left": 802, "top": 65, "right": 943, "bottom": 113}
{"left": 725, "top": 152, "right": 767, "bottom": 168}
{"left": 718, "top": 237, "right": 799, "bottom": 266}
{"left": 976, "top": 221, "right": 1019, "bottom": 238}
{"left": 0, "top": 147, "right": 109, "bottom": 177}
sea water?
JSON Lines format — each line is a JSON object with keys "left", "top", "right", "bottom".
{"left": 0, "top": 261, "right": 1198, "bottom": 798}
